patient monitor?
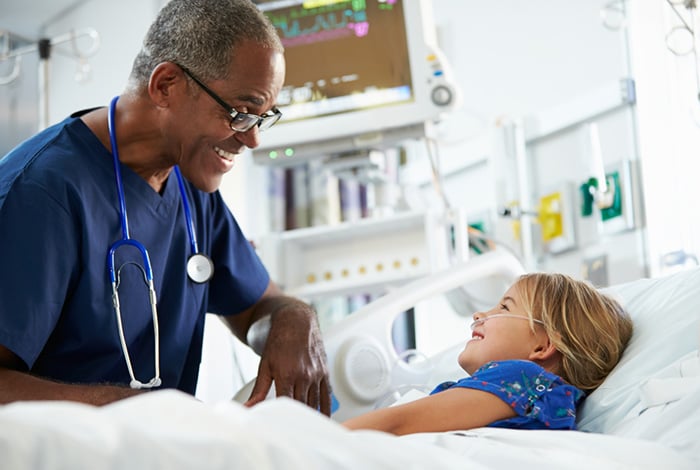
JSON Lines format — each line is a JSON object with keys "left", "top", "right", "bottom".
{"left": 253, "top": 0, "right": 459, "bottom": 165}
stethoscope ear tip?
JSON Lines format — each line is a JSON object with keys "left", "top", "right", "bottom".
{"left": 129, "top": 377, "right": 162, "bottom": 389}
{"left": 130, "top": 379, "right": 143, "bottom": 389}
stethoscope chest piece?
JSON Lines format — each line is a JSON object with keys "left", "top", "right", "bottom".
{"left": 187, "top": 253, "right": 214, "bottom": 283}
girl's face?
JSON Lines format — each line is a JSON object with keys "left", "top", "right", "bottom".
{"left": 458, "top": 282, "right": 549, "bottom": 374}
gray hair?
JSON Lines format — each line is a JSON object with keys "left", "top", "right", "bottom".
{"left": 129, "top": 0, "right": 282, "bottom": 88}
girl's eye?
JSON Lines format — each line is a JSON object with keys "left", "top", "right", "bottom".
{"left": 500, "top": 303, "right": 509, "bottom": 311}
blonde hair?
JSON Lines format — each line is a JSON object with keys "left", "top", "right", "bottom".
{"left": 515, "top": 273, "right": 633, "bottom": 392}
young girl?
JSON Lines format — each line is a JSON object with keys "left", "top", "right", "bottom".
{"left": 343, "top": 272, "right": 633, "bottom": 435}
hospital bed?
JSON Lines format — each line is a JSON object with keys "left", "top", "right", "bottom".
{"left": 1, "top": 250, "right": 699, "bottom": 469}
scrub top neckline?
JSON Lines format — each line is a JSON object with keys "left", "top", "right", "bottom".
{"left": 69, "top": 112, "right": 181, "bottom": 215}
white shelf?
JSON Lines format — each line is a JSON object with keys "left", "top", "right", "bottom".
{"left": 277, "top": 211, "right": 427, "bottom": 244}
{"left": 258, "top": 210, "right": 459, "bottom": 301}
{"left": 287, "top": 271, "right": 426, "bottom": 300}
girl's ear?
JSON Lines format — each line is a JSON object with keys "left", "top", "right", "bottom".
{"left": 528, "top": 334, "right": 560, "bottom": 365}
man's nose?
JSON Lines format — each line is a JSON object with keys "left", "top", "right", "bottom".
{"left": 235, "top": 125, "right": 260, "bottom": 149}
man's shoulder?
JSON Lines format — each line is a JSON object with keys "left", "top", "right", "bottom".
{"left": 0, "top": 116, "right": 108, "bottom": 206}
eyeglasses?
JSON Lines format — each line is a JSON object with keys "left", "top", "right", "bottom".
{"left": 470, "top": 313, "right": 544, "bottom": 331}
{"left": 177, "top": 64, "right": 282, "bottom": 133}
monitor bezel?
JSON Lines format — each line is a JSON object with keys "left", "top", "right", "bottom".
{"left": 254, "top": 0, "right": 456, "bottom": 162}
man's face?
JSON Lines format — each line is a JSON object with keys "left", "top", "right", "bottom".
{"left": 174, "top": 41, "right": 285, "bottom": 193}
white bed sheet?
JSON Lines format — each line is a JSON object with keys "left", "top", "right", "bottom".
{"left": 0, "top": 390, "right": 696, "bottom": 470}
{"left": 3, "top": 262, "right": 700, "bottom": 469}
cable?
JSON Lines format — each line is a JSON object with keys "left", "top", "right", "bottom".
{"left": 423, "top": 136, "right": 452, "bottom": 210}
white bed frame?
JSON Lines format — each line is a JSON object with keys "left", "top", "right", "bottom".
{"left": 322, "top": 249, "right": 525, "bottom": 421}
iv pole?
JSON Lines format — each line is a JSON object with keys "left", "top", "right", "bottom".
{"left": 0, "top": 28, "right": 100, "bottom": 130}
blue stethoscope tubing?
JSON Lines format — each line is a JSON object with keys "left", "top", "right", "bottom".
{"left": 106, "top": 95, "right": 212, "bottom": 389}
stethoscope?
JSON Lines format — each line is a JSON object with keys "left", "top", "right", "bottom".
{"left": 106, "top": 95, "right": 214, "bottom": 389}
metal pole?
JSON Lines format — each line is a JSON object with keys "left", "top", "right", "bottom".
{"left": 0, "top": 29, "right": 100, "bottom": 130}
{"left": 37, "top": 38, "right": 51, "bottom": 131}
{"left": 512, "top": 119, "right": 536, "bottom": 271}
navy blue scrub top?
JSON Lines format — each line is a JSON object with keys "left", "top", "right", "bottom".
{"left": 0, "top": 112, "right": 269, "bottom": 393}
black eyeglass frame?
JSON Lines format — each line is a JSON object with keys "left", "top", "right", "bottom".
{"left": 176, "top": 64, "right": 282, "bottom": 133}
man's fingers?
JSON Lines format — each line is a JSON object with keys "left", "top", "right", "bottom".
{"left": 319, "top": 379, "right": 332, "bottom": 416}
{"left": 274, "top": 378, "right": 294, "bottom": 400}
{"left": 306, "top": 384, "right": 320, "bottom": 413}
{"left": 294, "top": 382, "right": 309, "bottom": 403}
{"left": 244, "top": 373, "right": 272, "bottom": 407}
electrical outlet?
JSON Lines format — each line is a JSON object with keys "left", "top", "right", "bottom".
{"left": 582, "top": 254, "right": 609, "bottom": 287}
{"left": 538, "top": 183, "right": 576, "bottom": 254}
{"left": 600, "top": 171, "right": 623, "bottom": 221}
{"left": 539, "top": 192, "right": 565, "bottom": 241}
{"left": 600, "top": 160, "right": 641, "bottom": 235}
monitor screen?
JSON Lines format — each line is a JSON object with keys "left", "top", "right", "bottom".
{"left": 254, "top": 0, "right": 457, "bottom": 165}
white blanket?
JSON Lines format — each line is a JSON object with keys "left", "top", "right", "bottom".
{"left": 0, "top": 390, "right": 695, "bottom": 470}
{"left": 4, "top": 266, "right": 700, "bottom": 469}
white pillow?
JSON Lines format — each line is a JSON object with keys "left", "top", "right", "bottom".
{"left": 577, "top": 266, "right": 700, "bottom": 433}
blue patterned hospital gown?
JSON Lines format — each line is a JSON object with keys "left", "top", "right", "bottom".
{"left": 430, "top": 360, "right": 585, "bottom": 430}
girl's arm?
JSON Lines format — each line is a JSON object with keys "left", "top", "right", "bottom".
{"left": 342, "top": 387, "right": 516, "bottom": 435}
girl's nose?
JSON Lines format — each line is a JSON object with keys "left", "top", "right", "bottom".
{"left": 470, "top": 312, "right": 485, "bottom": 331}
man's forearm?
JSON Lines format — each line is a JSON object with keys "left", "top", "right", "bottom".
{"left": 0, "top": 367, "right": 144, "bottom": 406}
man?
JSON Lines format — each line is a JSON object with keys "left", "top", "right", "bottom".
{"left": 0, "top": 0, "right": 331, "bottom": 414}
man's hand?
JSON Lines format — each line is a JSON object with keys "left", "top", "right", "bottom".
{"left": 244, "top": 301, "right": 331, "bottom": 415}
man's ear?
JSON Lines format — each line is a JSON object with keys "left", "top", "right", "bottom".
{"left": 147, "top": 62, "right": 184, "bottom": 107}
